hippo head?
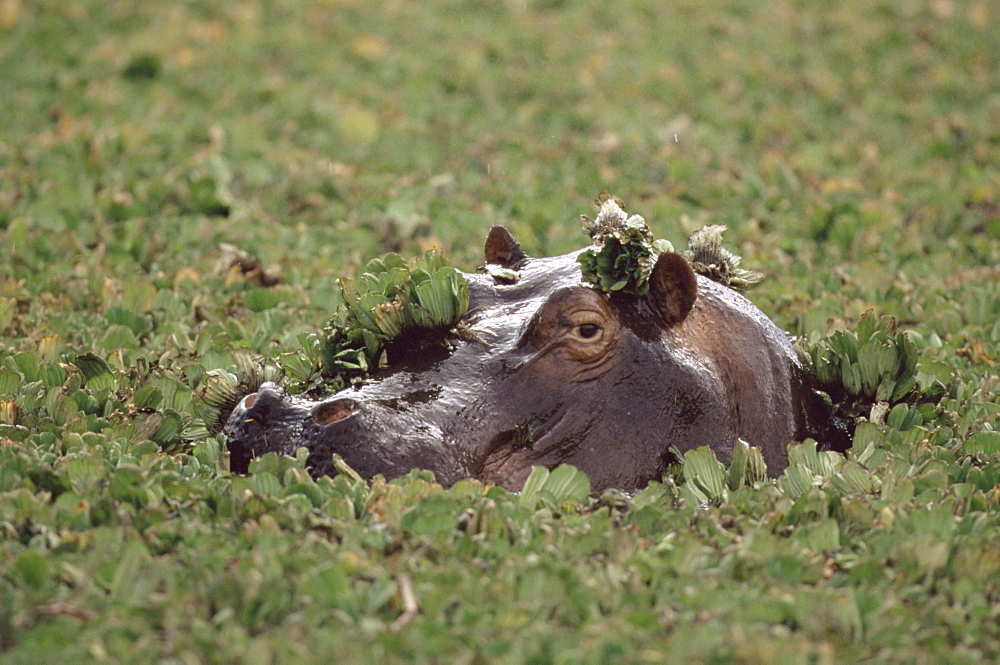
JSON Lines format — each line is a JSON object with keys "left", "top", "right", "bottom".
{"left": 224, "top": 226, "right": 837, "bottom": 491}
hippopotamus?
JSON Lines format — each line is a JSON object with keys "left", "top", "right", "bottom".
{"left": 223, "top": 224, "right": 846, "bottom": 492}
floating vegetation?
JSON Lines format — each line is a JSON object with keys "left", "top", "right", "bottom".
{"left": 679, "top": 440, "right": 769, "bottom": 505}
{"left": 320, "top": 251, "right": 470, "bottom": 387}
{"left": 807, "top": 311, "right": 924, "bottom": 422}
{"left": 578, "top": 192, "right": 674, "bottom": 296}
{"left": 685, "top": 224, "right": 762, "bottom": 292}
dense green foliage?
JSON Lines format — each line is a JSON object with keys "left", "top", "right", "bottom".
{"left": 1, "top": 0, "right": 997, "bottom": 663}
{"left": 808, "top": 311, "right": 924, "bottom": 424}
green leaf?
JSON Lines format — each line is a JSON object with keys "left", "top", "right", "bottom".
{"left": 832, "top": 330, "right": 860, "bottom": 364}
{"left": 788, "top": 439, "right": 839, "bottom": 477}
{"left": 680, "top": 479, "right": 710, "bottom": 506}
{"left": 886, "top": 403, "right": 917, "bottom": 431}
{"left": 964, "top": 430, "right": 1000, "bottom": 457}
{"left": 851, "top": 420, "right": 883, "bottom": 461}
{"left": 798, "top": 519, "right": 840, "bottom": 552}
{"left": 857, "top": 343, "right": 882, "bottom": 397}
{"left": 727, "top": 438, "right": 749, "bottom": 491}
{"left": 683, "top": 447, "right": 727, "bottom": 502}
{"left": 279, "top": 351, "right": 319, "bottom": 384}
{"left": 66, "top": 454, "right": 106, "bottom": 493}
{"left": 14, "top": 550, "right": 51, "bottom": 589}
{"left": 152, "top": 409, "right": 184, "bottom": 446}
{"left": 193, "top": 438, "right": 221, "bottom": 467}
{"left": 133, "top": 385, "right": 163, "bottom": 409}
{"left": 541, "top": 464, "right": 591, "bottom": 505}
{"left": 11, "top": 352, "right": 40, "bottom": 382}
{"left": 841, "top": 362, "right": 862, "bottom": 396}
{"left": 109, "top": 542, "right": 151, "bottom": 606}
{"left": 779, "top": 464, "right": 814, "bottom": 498}
{"left": 46, "top": 391, "right": 81, "bottom": 426}
{"left": 830, "top": 461, "right": 876, "bottom": 495}
{"left": 875, "top": 376, "right": 897, "bottom": 403}
{"left": 283, "top": 481, "right": 325, "bottom": 508}
{"left": 74, "top": 353, "right": 117, "bottom": 392}
{"left": 518, "top": 465, "right": 550, "bottom": 510}
{"left": 245, "top": 288, "right": 280, "bottom": 312}
{"left": 100, "top": 324, "right": 140, "bottom": 350}
{"left": 321, "top": 251, "right": 470, "bottom": 388}
{"left": 856, "top": 310, "right": 878, "bottom": 342}
{"left": 890, "top": 375, "right": 918, "bottom": 402}
{"left": 0, "top": 368, "right": 22, "bottom": 395}
{"left": 123, "top": 280, "right": 157, "bottom": 313}
{"left": 607, "top": 279, "right": 630, "bottom": 291}
{"left": 105, "top": 306, "right": 153, "bottom": 338}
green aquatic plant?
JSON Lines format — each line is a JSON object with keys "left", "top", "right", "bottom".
{"left": 321, "top": 251, "right": 471, "bottom": 386}
{"left": 806, "top": 310, "right": 924, "bottom": 422}
{"left": 577, "top": 193, "right": 674, "bottom": 296}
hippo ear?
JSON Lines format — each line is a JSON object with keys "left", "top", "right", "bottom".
{"left": 484, "top": 225, "right": 528, "bottom": 268}
{"left": 648, "top": 252, "right": 698, "bottom": 327}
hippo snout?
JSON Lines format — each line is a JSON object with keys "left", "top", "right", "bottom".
{"left": 223, "top": 382, "right": 368, "bottom": 475}
{"left": 230, "top": 382, "right": 284, "bottom": 427}
{"left": 224, "top": 382, "right": 288, "bottom": 473}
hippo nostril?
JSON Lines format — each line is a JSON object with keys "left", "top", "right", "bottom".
{"left": 313, "top": 398, "right": 358, "bottom": 425}
{"left": 235, "top": 383, "right": 284, "bottom": 424}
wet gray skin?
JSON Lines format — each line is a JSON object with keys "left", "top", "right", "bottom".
{"left": 223, "top": 226, "right": 847, "bottom": 492}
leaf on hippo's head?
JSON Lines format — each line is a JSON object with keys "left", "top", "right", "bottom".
{"left": 578, "top": 195, "right": 674, "bottom": 296}
{"left": 581, "top": 192, "right": 631, "bottom": 239}
{"left": 319, "top": 251, "right": 470, "bottom": 387}
{"left": 684, "top": 224, "right": 762, "bottom": 292}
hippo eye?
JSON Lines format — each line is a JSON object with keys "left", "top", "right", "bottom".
{"left": 577, "top": 323, "right": 601, "bottom": 339}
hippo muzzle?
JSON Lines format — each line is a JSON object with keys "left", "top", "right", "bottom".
{"left": 224, "top": 382, "right": 362, "bottom": 476}
{"left": 223, "top": 380, "right": 471, "bottom": 484}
